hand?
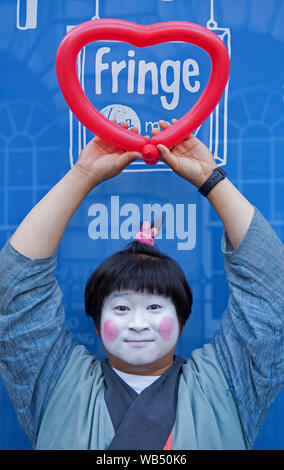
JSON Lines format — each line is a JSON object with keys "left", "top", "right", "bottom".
{"left": 74, "top": 121, "right": 143, "bottom": 185}
{"left": 155, "top": 119, "right": 218, "bottom": 188}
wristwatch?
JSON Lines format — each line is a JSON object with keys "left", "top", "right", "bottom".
{"left": 198, "top": 167, "right": 226, "bottom": 197}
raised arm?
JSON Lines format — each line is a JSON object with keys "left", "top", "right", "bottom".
{"left": 157, "top": 120, "right": 254, "bottom": 249}
{"left": 10, "top": 122, "right": 142, "bottom": 259}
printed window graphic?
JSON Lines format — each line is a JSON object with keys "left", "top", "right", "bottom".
{"left": 16, "top": 0, "right": 38, "bottom": 30}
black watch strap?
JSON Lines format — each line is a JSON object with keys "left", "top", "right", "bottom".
{"left": 198, "top": 167, "right": 226, "bottom": 197}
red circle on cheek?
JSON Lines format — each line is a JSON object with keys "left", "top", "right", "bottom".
{"left": 158, "top": 316, "right": 174, "bottom": 341}
{"left": 103, "top": 319, "right": 119, "bottom": 343}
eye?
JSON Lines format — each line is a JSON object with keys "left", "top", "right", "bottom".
{"left": 114, "top": 305, "right": 129, "bottom": 312}
{"left": 148, "top": 304, "right": 161, "bottom": 310}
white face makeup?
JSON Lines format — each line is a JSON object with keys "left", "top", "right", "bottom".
{"left": 100, "top": 290, "right": 180, "bottom": 367}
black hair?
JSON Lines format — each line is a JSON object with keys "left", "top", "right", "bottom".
{"left": 85, "top": 231, "right": 193, "bottom": 334}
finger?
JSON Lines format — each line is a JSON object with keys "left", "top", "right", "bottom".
{"left": 159, "top": 120, "right": 171, "bottom": 130}
{"left": 184, "top": 132, "right": 194, "bottom": 140}
{"left": 120, "top": 121, "right": 129, "bottom": 128}
{"left": 119, "top": 151, "right": 143, "bottom": 168}
{"left": 157, "top": 144, "right": 178, "bottom": 171}
{"left": 172, "top": 118, "right": 178, "bottom": 124}
{"left": 152, "top": 127, "right": 161, "bottom": 136}
{"left": 130, "top": 126, "right": 139, "bottom": 133}
{"left": 110, "top": 118, "right": 117, "bottom": 123}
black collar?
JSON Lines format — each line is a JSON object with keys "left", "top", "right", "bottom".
{"left": 101, "top": 355, "right": 185, "bottom": 450}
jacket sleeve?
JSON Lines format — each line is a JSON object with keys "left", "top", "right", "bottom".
{"left": 0, "top": 240, "right": 77, "bottom": 448}
{"left": 212, "top": 207, "right": 284, "bottom": 448}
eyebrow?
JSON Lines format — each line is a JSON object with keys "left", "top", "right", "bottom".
{"left": 109, "top": 292, "right": 129, "bottom": 299}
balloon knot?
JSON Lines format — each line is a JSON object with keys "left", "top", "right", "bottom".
{"left": 142, "top": 144, "right": 159, "bottom": 165}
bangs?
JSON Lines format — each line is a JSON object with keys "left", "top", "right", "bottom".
{"left": 104, "top": 253, "right": 178, "bottom": 299}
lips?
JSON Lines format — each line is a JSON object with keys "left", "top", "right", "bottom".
{"left": 124, "top": 339, "right": 154, "bottom": 343}
{"left": 125, "top": 340, "right": 154, "bottom": 347}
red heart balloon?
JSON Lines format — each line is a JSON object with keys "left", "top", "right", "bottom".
{"left": 56, "top": 19, "right": 230, "bottom": 165}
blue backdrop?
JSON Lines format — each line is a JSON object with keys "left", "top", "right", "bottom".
{"left": 0, "top": 0, "right": 283, "bottom": 450}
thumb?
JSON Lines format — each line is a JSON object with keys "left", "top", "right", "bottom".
{"left": 157, "top": 144, "right": 178, "bottom": 171}
{"left": 118, "top": 151, "right": 142, "bottom": 169}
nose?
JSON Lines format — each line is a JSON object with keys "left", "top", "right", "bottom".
{"left": 128, "top": 309, "right": 149, "bottom": 332}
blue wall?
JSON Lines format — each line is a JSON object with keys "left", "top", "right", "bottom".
{"left": 0, "top": 0, "right": 283, "bottom": 450}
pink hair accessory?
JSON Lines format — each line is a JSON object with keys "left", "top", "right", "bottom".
{"left": 135, "top": 222, "right": 158, "bottom": 247}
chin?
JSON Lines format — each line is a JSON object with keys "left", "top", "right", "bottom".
{"left": 119, "top": 352, "right": 161, "bottom": 367}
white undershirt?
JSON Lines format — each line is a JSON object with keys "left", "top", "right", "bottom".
{"left": 112, "top": 367, "right": 161, "bottom": 394}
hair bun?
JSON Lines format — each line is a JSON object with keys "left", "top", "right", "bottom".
{"left": 135, "top": 221, "right": 158, "bottom": 247}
